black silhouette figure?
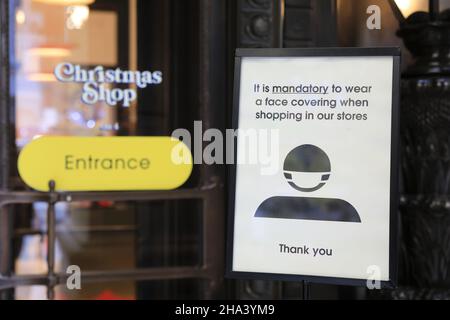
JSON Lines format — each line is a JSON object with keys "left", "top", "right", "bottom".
{"left": 255, "top": 145, "right": 361, "bottom": 223}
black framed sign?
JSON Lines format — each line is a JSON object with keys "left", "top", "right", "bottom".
{"left": 227, "top": 47, "right": 400, "bottom": 287}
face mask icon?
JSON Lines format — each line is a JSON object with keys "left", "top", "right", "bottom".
{"left": 283, "top": 144, "right": 331, "bottom": 192}
{"left": 255, "top": 144, "right": 361, "bottom": 223}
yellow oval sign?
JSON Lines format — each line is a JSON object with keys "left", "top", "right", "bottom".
{"left": 18, "top": 136, "right": 193, "bottom": 192}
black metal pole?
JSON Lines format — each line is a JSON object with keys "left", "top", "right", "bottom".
{"left": 302, "top": 280, "right": 310, "bottom": 300}
{"left": 0, "top": 0, "right": 13, "bottom": 301}
{"left": 429, "top": 0, "right": 440, "bottom": 21}
{"left": 0, "top": 0, "right": 11, "bottom": 190}
{"left": 46, "top": 180, "right": 57, "bottom": 300}
{"left": 275, "top": 0, "right": 285, "bottom": 48}
{"left": 198, "top": 0, "right": 226, "bottom": 299}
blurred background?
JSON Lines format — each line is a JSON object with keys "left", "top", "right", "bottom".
{"left": 0, "top": 0, "right": 449, "bottom": 300}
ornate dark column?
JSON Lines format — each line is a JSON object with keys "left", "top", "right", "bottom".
{"left": 236, "top": 0, "right": 284, "bottom": 48}
{"left": 392, "top": 11, "right": 450, "bottom": 299}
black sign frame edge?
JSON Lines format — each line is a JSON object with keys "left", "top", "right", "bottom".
{"left": 226, "top": 47, "right": 401, "bottom": 289}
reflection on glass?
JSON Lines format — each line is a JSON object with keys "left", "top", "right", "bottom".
{"left": 14, "top": 0, "right": 137, "bottom": 300}
{"left": 15, "top": 0, "right": 119, "bottom": 147}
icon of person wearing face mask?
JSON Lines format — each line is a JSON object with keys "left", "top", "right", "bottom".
{"left": 255, "top": 144, "right": 361, "bottom": 223}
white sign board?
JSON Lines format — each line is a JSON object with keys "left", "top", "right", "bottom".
{"left": 227, "top": 48, "right": 400, "bottom": 287}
